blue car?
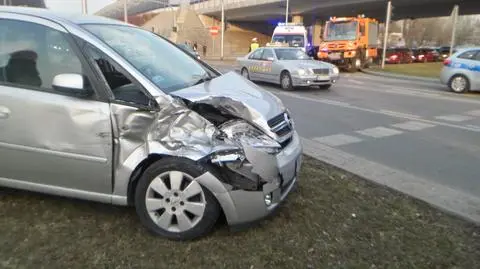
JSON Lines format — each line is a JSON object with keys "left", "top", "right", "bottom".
{"left": 440, "top": 48, "right": 480, "bottom": 93}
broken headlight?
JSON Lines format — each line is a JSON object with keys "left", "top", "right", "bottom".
{"left": 219, "top": 120, "right": 281, "bottom": 154}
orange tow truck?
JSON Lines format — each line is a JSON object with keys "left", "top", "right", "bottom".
{"left": 317, "top": 15, "right": 379, "bottom": 72}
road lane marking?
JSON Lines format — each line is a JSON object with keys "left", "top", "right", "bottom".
{"left": 272, "top": 91, "right": 480, "bottom": 133}
{"left": 343, "top": 84, "right": 480, "bottom": 105}
{"left": 466, "top": 110, "right": 480, "bottom": 117}
{"left": 391, "top": 121, "right": 436, "bottom": 131}
{"left": 313, "top": 134, "right": 362, "bottom": 147}
{"left": 356, "top": 127, "right": 403, "bottom": 138}
{"left": 301, "top": 137, "right": 480, "bottom": 224}
{"left": 318, "top": 99, "right": 351, "bottom": 107}
{"left": 435, "top": 115, "right": 475, "bottom": 122}
{"left": 466, "top": 124, "right": 480, "bottom": 130}
{"left": 380, "top": 110, "right": 421, "bottom": 119}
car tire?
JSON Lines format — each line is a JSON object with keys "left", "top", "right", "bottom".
{"left": 241, "top": 67, "right": 250, "bottom": 80}
{"left": 280, "top": 71, "right": 294, "bottom": 91}
{"left": 347, "top": 57, "right": 361, "bottom": 72}
{"left": 134, "top": 158, "right": 220, "bottom": 241}
{"left": 448, "top": 75, "right": 470, "bottom": 94}
{"left": 319, "top": 84, "right": 332, "bottom": 90}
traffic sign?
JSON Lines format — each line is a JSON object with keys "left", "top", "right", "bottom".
{"left": 210, "top": 26, "right": 219, "bottom": 37}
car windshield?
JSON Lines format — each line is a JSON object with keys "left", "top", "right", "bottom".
{"left": 83, "top": 24, "right": 212, "bottom": 93}
{"left": 274, "top": 48, "right": 309, "bottom": 60}
{"left": 271, "top": 35, "right": 305, "bottom": 48}
{"left": 324, "top": 21, "right": 358, "bottom": 41}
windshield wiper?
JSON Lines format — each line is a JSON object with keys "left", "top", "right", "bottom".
{"left": 191, "top": 72, "right": 213, "bottom": 86}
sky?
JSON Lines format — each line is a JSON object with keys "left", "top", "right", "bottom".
{"left": 45, "top": 0, "right": 115, "bottom": 14}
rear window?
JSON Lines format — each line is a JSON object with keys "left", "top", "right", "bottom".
{"left": 457, "top": 50, "right": 478, "bottom": 60}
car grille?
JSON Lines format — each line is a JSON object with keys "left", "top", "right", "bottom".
{"left": 268, "top": 112, "right": 293, "bottom": 142}
{"left": 312, "top": 68, "right": 329, "bottom": 75}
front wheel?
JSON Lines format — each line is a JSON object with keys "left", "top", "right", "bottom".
{"left": 280, "top": 71, "right": 294, "bottom": 91}
{"left": 347, "top": 57, "right": 361, "bottom": 72}
{"left": 448, "top": 75, "right": 470, "bottom": 93}
{"left": 135, "top": 158, "right": 220, "bottom": 240}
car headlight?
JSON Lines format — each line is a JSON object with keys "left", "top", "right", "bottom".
{"left": 331, "top": 67, "right": 339, "bottom": 75}
{"left": 298, "top": 69, "right": 313, "bottom": 76}
{"left": 219, "top": 120, "right": 281, "bottom": 154}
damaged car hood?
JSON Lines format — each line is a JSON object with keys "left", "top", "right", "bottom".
{"left": 171, "top": 72, "right": 285, "bottom": 124}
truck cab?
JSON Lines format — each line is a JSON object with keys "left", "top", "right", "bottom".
{"left": 271, "top": 23, "right": 309, "bottom": 52}
{"left": 317, "top": 15, "right": 379, "bottom": 72}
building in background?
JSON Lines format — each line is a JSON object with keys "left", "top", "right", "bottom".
{"left": 1, "top": 0, "right": 45, "bottom": 7}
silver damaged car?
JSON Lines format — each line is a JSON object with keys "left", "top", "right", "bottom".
{"left": 238, "top": 46, "right": 340, "bottom": 90}
{"left": 0, "top": 7, "right": 302, "bottom": 240}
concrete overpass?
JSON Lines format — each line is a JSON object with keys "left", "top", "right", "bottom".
{"left": 192, "top": 0, "right": 480, "bottom": 25}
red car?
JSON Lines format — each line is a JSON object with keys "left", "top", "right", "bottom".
{"left": 385, "top": 48, "right": 414, "bottom": 64}
{"left": 413, "top": 48, "right": 439, "bottom": 62}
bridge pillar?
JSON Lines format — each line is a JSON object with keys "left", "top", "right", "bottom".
{"left": 292, "top": 15, "right": 303, "bottom": 24}
{"left": 313, "top": 20, "right": 323, "bottom": 46}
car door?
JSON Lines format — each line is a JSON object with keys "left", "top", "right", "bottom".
{"left": 258, "top": 48, "right": 276, "bottom": 82}
{"left": 0, "top": 16, "right": 113, "bottom": 197}
{"left": 247, "top": 48, "right": 263, "bottom": 81}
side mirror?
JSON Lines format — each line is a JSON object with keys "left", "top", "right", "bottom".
{"left": 52, "top": 74, "right": 92, "bottom": 97}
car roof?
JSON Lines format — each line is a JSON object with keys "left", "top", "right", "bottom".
{"left": 0, "top": 6, "right": 128, "bottom": 27}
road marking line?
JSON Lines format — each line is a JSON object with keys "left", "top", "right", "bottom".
{"left": 349, "top": 79, "right": 365, "bottom": 85}
{"left": 301, "top": 137, "right": 480, "bottom": 224}
{"left": 435, "top": 115, "right": 475, "bottom": 122}
{"left": 466, "top": 124, "right": 480, "bottom": 130}
{"left": 356, "top": 127, "right": 403, "bottom": 138}
{"left": 313, "top": 134, "right": 363, "bottom": 147}
{"left": 344, "top": 84, "right": 480, "bottom": 105}
{"left": 318, "top": 99, "right": 351, "bottom": 107}
{"left": 273, "top": 91, "right": 480, "bottom": 133}
{"left": 391, "top": 121, "right": 436, "bottom": 131}
{"left": 466, "top": 110, "right": 480, "bottom": 117}
{"left": 380, "top": 109, "right": 421, "bottom": 119}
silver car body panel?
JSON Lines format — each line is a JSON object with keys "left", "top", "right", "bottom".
{"left": 440, "top": 48, "right": 480, "bottom": 91}
{"left": 0, "top": 7, "right": 302, "bottom": 226}
{"left": 237, "top": 47, "right": 340, "bottom": 87}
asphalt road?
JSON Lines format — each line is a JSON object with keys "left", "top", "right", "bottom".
{"left": 212, "top": 63, "right": 480, "bottom": 221}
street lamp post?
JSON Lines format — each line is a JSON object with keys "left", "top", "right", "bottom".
{"left": 381, "top": 1, "right": 392, "bottom": 69}
{"left": 81, "top": 0, "right": 88, "bottom": 14}
{"left": 123, "top": 0, "right": 128, "bottom": 23}
{"left": 220, "top": 0, "right": 225, "bottom": 60}
{"left": 285, "top": 0, "right": 289, "bottom": 23}
{"left": 449, "top": 5, "right": 459, "bottom": 56}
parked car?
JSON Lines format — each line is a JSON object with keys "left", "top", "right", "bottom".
{"left": 437, "top": 46, "right": 456, "bottom": 60}
{"left": 385, "top": 47, "right": 413, "bottom": 64}
{"left": 0, "top": 7, "right": 302, "bottom": 240}
{"left": 177, "top": 43, "right": 201, "bottom": 59}
{"left": 413, "top": 47, "right": 439, "bottom": 62}
{"left": 440, "top": 48, "right": 480, "bottom": 93}
{"left": 237, "top": 46, "right": 340, "bottom": 90}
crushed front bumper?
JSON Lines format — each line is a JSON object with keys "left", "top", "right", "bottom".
{"left": 292, "top": 74, "right": 339, "bottom": 87}
{"left": 201, "top": 131, "right": 303, "bottom": 227}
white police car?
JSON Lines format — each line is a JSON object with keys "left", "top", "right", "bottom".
{"left": 440, "top": 48, "right": 480, "bottom": 93}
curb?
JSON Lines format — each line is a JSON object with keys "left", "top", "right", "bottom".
{"left": 362, "top": 69, "right": 440, "bottom": 84}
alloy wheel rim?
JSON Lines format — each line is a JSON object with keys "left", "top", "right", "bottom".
{"left": 242, "top": 69, "right": 249, "bottom": 78}
{"left": 355, "top": 59, "right": 361, "bottom": 68}
{"left": 282, "top": 75, "right": 290, "bottom": 89}
{"left": 451, "top": 77, "right": 466, "bottom": 92}
{"left": 145, "top": 171, "right": 206, "bottom": 233}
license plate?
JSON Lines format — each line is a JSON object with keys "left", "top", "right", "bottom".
{"left": 329, "top": 53, "right": 341, "bottom": 60}
{"left": 316, "top": 75, "right": 329, "bottom": 81}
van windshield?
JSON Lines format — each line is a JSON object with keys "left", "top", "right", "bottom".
{"left": 272, "top": 35, "right": 305, "bottom": 48}
{"left": 324, "top": 21, "right": 358, "bottom": 41}
{"left": 83, "top": 24, "right": 213, "bottom": 93}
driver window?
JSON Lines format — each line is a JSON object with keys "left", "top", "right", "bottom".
{"left": 261, "top": 49, "right": 274, "bottom": 61}
{"left": 249, "top": 49, "right": 263, "bottom": 60}
{"left": 85, "top": 45, "right": 151, "bottom": 107}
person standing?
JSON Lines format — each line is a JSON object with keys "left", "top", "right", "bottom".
{"left": 249, "top": 37, "right": 259, "bottom": 52}
{"left": 193, "top": 42, "right": 198, "bottom": 52}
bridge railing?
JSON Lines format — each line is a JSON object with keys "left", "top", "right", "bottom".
{"left": 191, "top": 0, "right": 281, "bottom": 13}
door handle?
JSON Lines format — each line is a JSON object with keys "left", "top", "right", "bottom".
{"left": 0, "top": 106, "right": 10, "bottom": 119}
